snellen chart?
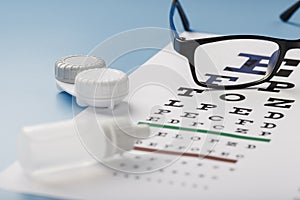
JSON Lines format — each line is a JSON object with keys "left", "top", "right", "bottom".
{"left": 111, "top": 50, "right": 300, "bottom": 190}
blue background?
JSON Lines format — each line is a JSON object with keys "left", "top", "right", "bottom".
{"left": 0, "top": 0, "right": 299, "bottom": 199}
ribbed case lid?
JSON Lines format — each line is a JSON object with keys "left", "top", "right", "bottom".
{"left": 75, "top": 68, "right": 129, "bottom": 100}
{"left": 55, "top": 55, "right": 106, "bottom": 83}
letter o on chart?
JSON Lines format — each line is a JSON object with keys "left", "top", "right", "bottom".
{"left": 213, "top": 125, "right": 224, "bottom": 130}
{"left": 209, "top": 116, "right": 224, "bottom": 121}
{"left": 220, "top": 93, "right": 246, "bottom": 102}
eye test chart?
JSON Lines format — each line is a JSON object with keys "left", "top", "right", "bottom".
{"left": 1, "top": 32, "right": 300, "bottom": 200}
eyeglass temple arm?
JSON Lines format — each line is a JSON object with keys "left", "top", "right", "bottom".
{"left": 280, "top": 0, "right": 300, "bottom": 22}
{"left": 174, "top": 0, "right": 191, "bottom": 31}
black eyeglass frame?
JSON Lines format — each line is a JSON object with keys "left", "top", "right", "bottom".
{"left": 170, "top": 0, "right": 300, "bottom": 89}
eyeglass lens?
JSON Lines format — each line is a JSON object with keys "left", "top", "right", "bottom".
{"left": 193, "top": 39, "right": 280, "bottom": 86}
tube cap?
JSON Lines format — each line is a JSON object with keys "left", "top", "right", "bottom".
{"left": 55, "top": 55, "right": 106, "bottom": 84}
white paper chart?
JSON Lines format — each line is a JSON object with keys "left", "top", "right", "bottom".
{"left": 1, "top": 33, "right": 300, "bottom": 199}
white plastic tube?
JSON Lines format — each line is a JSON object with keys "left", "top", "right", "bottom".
{"left": 18, "top": 117, "right": 150, "bottom": 179}
{"left": 18, "top": 120, "right": 97, "bottom": 176}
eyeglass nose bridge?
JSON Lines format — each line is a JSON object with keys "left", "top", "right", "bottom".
{"left": 283, "top": 39, "right": 300, "bottom": 49}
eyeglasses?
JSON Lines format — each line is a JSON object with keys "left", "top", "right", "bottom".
{"left": 170, "top": 0, "right": 300, "bottom": 89}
